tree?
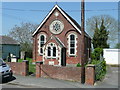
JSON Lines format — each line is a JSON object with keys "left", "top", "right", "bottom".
{"left": 115, "top": 43, "right": 120, "bottom": 49}
{"left": 91, "top": 48, "right": 103, "bottom": 60}
{"left": 8, "top": 22, "right": 38, "bottom": 58}
{"left": 92, "top": 21, "right": 100, "bottom": 49}
{"left": 92, "top": 19, "right": 109, "bottom": 49}
{"left": 86, "top": 15, "right": 118, "bottom": 48}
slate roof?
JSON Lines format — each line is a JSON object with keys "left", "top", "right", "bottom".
{"left": 0, "top": 36, "right": 20, "bottom": 45}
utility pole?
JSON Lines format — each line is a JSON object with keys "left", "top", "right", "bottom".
{"left": 81, "top": 0, "right": 85, "bottom": 84}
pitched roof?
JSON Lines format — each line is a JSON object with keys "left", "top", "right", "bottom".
{"left": 54, "top": 37, "right": 65, "bottom": 48}
{"left": 0, "top": 36, "right": 20, "bottom": 45}
{"left": 43, "top": 35, "right": 65, "bottom": 48}
{"left": 62, "top": 8, "right": 91, "bottom": 38}
{"left": 32, "top": 5, "right": 81, "bottom": 36}
{"left": 32, "top": 4, "right": 91, "bottom": 39}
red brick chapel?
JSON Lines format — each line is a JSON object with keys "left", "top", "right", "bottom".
{"left": 32, "top": 5, "right": 91, "bottom": 66}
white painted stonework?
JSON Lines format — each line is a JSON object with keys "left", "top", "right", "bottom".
{"left": 103, "top": 49, "right": 120, "bottom": 65}
{"left": 49, "top": 61, "right": 54, "bottom": 65}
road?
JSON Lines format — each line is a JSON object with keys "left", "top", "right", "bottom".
{"left": 95, "top": 65, "right": 119, "bottom": 88}
{"left": 2, "top": 83, "right": 42, "bottom": 88}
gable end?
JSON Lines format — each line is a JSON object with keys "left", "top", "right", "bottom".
{"left": 32, "top": 5, "right": 82, "bottom": 36}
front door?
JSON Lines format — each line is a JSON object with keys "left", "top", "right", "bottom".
{"left": 61, "top": 47, "right": 66, "bottom": 66}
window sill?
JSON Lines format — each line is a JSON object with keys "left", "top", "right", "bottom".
{"left": 39, "top": 54, "right": 43, "bottom": 56}
{"left": 46, "top": 57, "right": 57, "bottom": 59}
{"left": 68, "top": 54, "right": 77, "bottom": 57}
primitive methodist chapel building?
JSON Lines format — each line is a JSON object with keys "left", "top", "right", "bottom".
{"left": 32, "top": 5, "right": 91, "bottom": 66}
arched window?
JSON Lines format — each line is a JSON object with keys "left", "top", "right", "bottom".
{"left": 70, "top": 35, "right": 75, "bottom": 54}
{"left": 46, "top": 43, "right": 57, "bottom": 58}
{"left": 68, "top": 34, "right": 77, "bottom": 56}
{"left": 48, "top": 47, "right": 51, "bottom": 56}
{"left": 39, "top": 34, "right": 46, "bottom": 55}
{"left": 53, "top": 47, "right": 56, "bottom": 57}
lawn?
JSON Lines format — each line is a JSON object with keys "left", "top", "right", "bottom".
{"left": 18, "top": 58, "right": 36, "bottom": 74}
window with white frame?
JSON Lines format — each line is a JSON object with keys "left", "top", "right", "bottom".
{"left": 39, "top": 34, "right": 46, "bottom": 55}
{"left": 46, "top": 43, "right": 57, "bottom": 58}
{"left": 68, "top": 34, "right": 77, "bottom": 56}
{"left": 53, "top": 47, "right": 56, "bottom": 57}
{"left": 47, "top": 47, "right": 51, "bottom": 56}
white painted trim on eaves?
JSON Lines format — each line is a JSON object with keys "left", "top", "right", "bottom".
{"left": 32, "top": 5, "right": 81, "bottom": 36}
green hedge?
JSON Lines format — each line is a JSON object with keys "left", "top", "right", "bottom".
{"left": 91, "top": 60, "right": 106, "bottom": 81}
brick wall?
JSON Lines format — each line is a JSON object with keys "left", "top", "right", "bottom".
{"left": 6, "top": 60, "right": 29, "bottom": 76}
{"left": 36, "top": 63, "right": 96, "bottom": 85}
{"left": 36, "top": 63, "right": 81, "bottom": 82}
{"left": 33, "top": 8, "right": 83, "bottom": 65}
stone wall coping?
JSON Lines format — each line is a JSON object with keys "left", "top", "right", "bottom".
{"left": 86, "top": 64, "right": 95, "bottom": 67}
{"left": 22, "top": 60, "right": 28, "bottom": 62}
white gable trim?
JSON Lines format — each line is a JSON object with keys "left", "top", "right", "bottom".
{"left": 56, "top": 37, "right": 65, "bottom": 47}
{"left": 32, "top": 5, "right": 81, "bottom": 36}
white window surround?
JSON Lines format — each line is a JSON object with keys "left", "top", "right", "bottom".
{"left": 45, "top": 43, "right": 58, "bottom": 59}
{"left": 68, "top": 33, "right": 77, "bottom": 56}
{"left": 38, "top": 34, "right": 46, "bottom": 55}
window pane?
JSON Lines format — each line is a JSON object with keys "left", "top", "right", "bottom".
{"left": 40, "top": 35, "right": 45, "bottom": 41}
{"left": 70, "top": 35, "right": 75, "bottom": 40}
{"left": 40, "top": 48, "right": 43, "bottom": 53}
{"left": 40, "top": 42, "right": 44, "bottom": 47}
{"left": 48, "top": 47, "right": 51, "bottom": 56}
{"left": 70, "top": 48, "right": 75, "bottom": 54}
{"left": 70, "top": 44, "right": 75, "bottom": 47}
{"left": 53, "top": 47, "right": 56, "bottom": 57}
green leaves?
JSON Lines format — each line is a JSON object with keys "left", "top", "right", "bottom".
{"left": 92, "top": 20, "right": 109, "bottom": 49}
{"left": 91, "top": 48, "right": 103, "bottom": 60}
{"left": 91, "top": 60, "right": 106, "bottom": 81}
{"left": 76, "top": 63, "right": 81, "bottom": 67}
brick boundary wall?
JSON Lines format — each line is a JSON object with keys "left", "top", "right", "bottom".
{"left": 36, "top": 62, "right": 96, "bottom": 85}
{"left": 6, "top": 60, "right": 29, "bottom": 76}
{"left": 36, "top": 63, "right": 82, "bottom": 82}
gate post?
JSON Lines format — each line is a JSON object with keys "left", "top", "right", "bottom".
{"left": 22, "top": 60, "right": 29, "bottom": 76}
{"left": 36, "top": 61, "right": 43, "bottom": 78}
{"left": 85, "top": 64, "right": 95, "bottom": 85}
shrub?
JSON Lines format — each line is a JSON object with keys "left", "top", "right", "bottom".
{"left": 101, "top": 60, "right": 106, "bottom": 73}
{"left": 91, "top": 60, "right": 106, "bottom": 81}
{"left": 91, "top": 48, "right": 103, "bottom": 60}
{"left": 76, "top": 63, "right": 81, "bottom": 67}
{"left": 91, "top": 59, "right": 101, "bottom": 64}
